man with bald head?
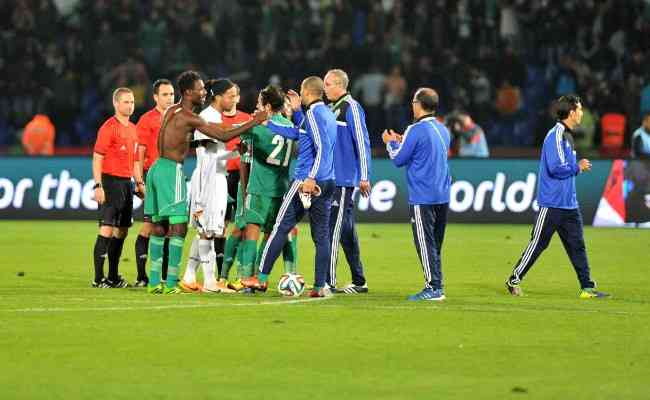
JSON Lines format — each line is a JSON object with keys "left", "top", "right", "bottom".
{"left": 382, "top": 88, "right": 451, "bottom": 301}
{"left": 241, "top": 76, "right": 337, "bottom": 297}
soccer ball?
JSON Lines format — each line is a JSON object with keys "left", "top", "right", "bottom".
{"left": 277, "top": 273, "right": 305, "bottom": 297}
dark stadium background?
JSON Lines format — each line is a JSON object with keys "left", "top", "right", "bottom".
{"left": 1, "top": 0, "right": 649, "bottom": 156}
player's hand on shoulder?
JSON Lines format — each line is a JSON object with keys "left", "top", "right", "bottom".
{"left": 286, "top": 90, "right": 301, "bottom": 111}
{"left": 253, "top": 109, "right": 269, "bottom": 124}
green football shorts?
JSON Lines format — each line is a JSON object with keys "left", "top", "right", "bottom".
{"left": 243, "top": 193, "right": 282, "bottom": 233}
{"left": 144, "top": 157, "right": 189, "bottom": 224}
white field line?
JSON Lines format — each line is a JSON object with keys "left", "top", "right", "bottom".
{"left": 3, "top": 296, "right": 332, "bottom": 313}
{"left": 3, "top": 297, "right": 647, "bottom": 316}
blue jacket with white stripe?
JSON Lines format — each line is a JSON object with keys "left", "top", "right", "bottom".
{"left": 537, "top": 122, "right": 580, "bottom": 209}
{"left": 387, "top": 115, "right": 451, "bottom": 205}
{"left": 329, "top": 93, "right": 372, "bottom": 187}
{"left": 267, "top": 100, "right": 337, "bottom": 181}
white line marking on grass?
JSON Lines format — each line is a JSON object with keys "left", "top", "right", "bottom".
{"left": 2, "top": 296, "right": 332, "bottom": 313}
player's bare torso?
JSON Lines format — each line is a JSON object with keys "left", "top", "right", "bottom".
{"left": 158, "top": 104, "right": 197, "bottom": 163}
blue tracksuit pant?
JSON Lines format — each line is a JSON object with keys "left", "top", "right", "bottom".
{"left": 410, "top": 203, "right": 448, "bottom": 290}
{"left": 259, "top": 179, "right": 335, "bottom": 288}
{"left": 508, "top": 207, "right": 595, "bottom": 289}
{"left": 327, "top": 186, "right": 366, "bottom": 287}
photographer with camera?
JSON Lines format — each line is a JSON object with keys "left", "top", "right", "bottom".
{"left": 447, "top": 111, "right": 489, "bottom": 158}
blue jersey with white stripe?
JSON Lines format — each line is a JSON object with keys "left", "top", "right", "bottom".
{"left": 329, "top": 94, "right": 372, "bottom": 187}
{"left": 387, "top": 115, "right": 451, "bottom": 205}
{"left": 267, "top": 101, "right": 337, "bottom": 181}
{"left": 537, "top": 122, "right": 580, "bottom": 209}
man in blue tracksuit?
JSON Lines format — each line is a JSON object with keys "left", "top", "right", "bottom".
{"left": 241, "top": 76, "right": 337, "bottom": 297}
{"left": 506, "top": 94, "right": 609, "bottom": 299}
{"left": 383, "top": 88, "right": 450, "bottom": 301}
{"left": 323, "top": 69, "right": 373, "bottom": 293}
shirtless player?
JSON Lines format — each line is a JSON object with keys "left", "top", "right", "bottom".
{"left": 144, "top": 71, "right": 267, "bottom": 294}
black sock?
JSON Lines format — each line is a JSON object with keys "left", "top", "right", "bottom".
{"left": 93, "top": 235, "right": 111, "bottom": 283}
{"left": 161, "top": 237, "right": 170, "bottom": 281}
{"left": 107, "top": 237, "right": 125, "bottom": 281}
{"left": 214, "top": 237, "right": 225, "bottom": 278}
{"left": 135, "top": 235, "right": 149, "bottom": 282}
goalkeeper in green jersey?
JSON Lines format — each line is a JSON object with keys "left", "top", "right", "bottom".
{"left": 220, "top": 85, "right": 299, "bottom": 289}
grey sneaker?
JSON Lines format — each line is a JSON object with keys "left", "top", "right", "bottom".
{"left": 341, "top": 283, "right": 369, "bottom": 294}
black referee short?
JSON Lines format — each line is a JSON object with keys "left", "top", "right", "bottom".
{"left": 225, "top": 170, "right": 240, "bottom": 221}
{"left": 99, "top": 174, "right": 133, "bottom": 228}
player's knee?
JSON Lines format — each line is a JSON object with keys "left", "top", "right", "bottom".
{"left": 140, "top": 222, "right": 152, "bottom": 237}
{"left": 151, "top": 224, "right": 166, "bottom": 237}
{"left": 114, "top": 227, "right": 128, "bottom": 239}
{"left": 170, "top": 224, "right": 187, "bottom": 238}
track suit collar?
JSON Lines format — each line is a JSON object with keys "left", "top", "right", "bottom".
{"left": 329, "top": 92, "right": 351, "bottom": 109}
{"left": 306, "top": 99, "right": 324, "bottom": 111}
{"left": 415, "top": 113, "right": 436, "bottom": 123}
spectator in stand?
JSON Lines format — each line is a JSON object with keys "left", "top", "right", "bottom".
{"left": 384, "top": 65, "right": 408, "bottom": 132}
{"left": 352, "top": 64, "right": 385, "bottom": 142}
{"left": 632, "top": 112, "right": 650, "bottom": 159}
{"left": 447, "top": 111, "right": 489, "bottom": 158}
{"left": 22, "top": 113, "right": 55, "bottom": 155}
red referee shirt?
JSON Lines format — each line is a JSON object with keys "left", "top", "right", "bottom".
{"left": 222, "top": 110, "right": 251, "bottom": 172}
{"left": 135, "top": 108, "right": 162, "bottom": 171}
{"left": 94, "top": 116, "right": 137, "bottom": 178}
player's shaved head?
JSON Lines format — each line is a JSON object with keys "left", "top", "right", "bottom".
{"left": 413, "top": 87, "right": 439, "bottom": 113}
{"left": 301, "top": 76, "right": 324, "bottom": 98}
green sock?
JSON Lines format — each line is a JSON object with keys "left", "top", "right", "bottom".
{"left": 254, "top": 238, "right": 267, "bottom": 271}
{"left": 258, "top": 272, "right": 269, "bottom": 283}
{"left": 166, "top": 236, "right": 185, "bottom": 288}
{"left": 239, "top": 240, "right": 258, "bottom": 278}
{"left": 148, "top": 235, "right": 165, "bottom": 287}
{"left": 222, "top": 235, "right": 241, "bottom": 279}
{"left": 282, "top": 232, "right": 298, "bottom": 273}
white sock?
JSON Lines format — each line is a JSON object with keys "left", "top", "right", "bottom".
{"left": 182, "top": 236, "right": 200, "bottom": 284}
{"left": 199, "top": 239, "right": 216, "bottom": 289}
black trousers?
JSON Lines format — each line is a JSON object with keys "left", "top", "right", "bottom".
{"left": 327, "top": 186, "right": 366, "bottom": 287}
{"left": 508, "top": 207, "right": 595, "bottom": 289}
{"left": 409, "top": 203, "right": 448, "bottom": 290}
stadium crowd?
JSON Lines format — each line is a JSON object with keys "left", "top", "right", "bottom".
{"left": 1, "top": 0, "right": 650, "bottom": 152}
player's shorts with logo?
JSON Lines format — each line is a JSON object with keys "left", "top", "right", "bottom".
{"left": 99, "top": 173, "right": 134, "bottom": 227}
{"left": 144, "top": 157, "right": 188, "bottom": 224}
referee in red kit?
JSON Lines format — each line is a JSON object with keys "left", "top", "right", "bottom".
{"left": 91, "top": 87, "right": 143, "bottom": 288}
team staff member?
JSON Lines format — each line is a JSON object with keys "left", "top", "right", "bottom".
{"left": 505, "top": 95, "right": 609, "bottom": 299}
{"left": 92, "top": 87, "right": 143, "bottom": 288}
{"left": 242, "top": 77, "right": 337, "bottom": 297}
{"left": 383, "top": 88, "right": 450, "bottom": 301}
{"left": 133, "top": 79, "right": 174, "bottom": 286}
{"left": 323, "top": 69, "right": 372, "bottom": 294}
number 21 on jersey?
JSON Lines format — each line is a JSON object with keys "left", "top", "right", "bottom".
{"left": 267, "top": 135, "right": 293, "bottom": 167}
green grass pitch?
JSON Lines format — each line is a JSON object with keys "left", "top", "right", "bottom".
{"left": 1, "top": 221, "right": 648, "bottom": 399}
